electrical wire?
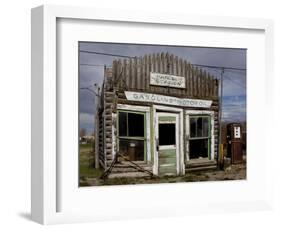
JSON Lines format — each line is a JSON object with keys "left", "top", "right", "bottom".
{"left": 80, "top": 49, "right": 246, "bottom": 71}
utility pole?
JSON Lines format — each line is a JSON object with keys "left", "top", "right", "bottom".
{"left": 93, "top": 82, "right": 101, "bottom": 169}
{"left": 219, "top": 68, "right": 225, "bottom": 169}
{"left": 80, "top": 82, "right": 100, "bottom": 169}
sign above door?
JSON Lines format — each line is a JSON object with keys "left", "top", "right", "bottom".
{"left": 125, "top": 91, "right": 212, "bottom": 108}
{"left": 150, "top": 72, "right": 186, "bottom": 88}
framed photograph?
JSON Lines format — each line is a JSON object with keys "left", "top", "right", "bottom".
{"left": 31, "top": 5, "right": 274, "bottom": 224}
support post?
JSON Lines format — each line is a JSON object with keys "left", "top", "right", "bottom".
{"left": 219, "top": 68, "right": 224, "bottom": 169}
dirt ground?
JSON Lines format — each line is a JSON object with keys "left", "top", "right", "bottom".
{"left": 79, "top": 144, "right": 246, "bottom": 187}
{"left": 82, "top": 162, "right": 246, "bottom": 186}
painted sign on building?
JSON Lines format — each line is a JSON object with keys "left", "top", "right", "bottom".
{"left": 125, "top": 91, "right": 212, "bottom": 108}
{"left": 150, "top": 72, "right": 186, "bottom": 88}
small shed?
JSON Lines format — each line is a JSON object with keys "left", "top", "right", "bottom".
{"left": 95, "top": 52, "right": 219, "bottom": 178}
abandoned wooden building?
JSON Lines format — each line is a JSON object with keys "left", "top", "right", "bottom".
{"left": 95, "top": 53, "right": 220, "bottom": 178}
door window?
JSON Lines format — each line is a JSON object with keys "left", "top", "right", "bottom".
{"left": 159, "top": 123, "right": 176, "bottom": 146}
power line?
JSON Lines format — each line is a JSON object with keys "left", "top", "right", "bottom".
{"left": 80, "top": 63, "right": 105, "bottom": 67}
{"left": 225, "top": 68, "right": 247, "bottom": 74}
{"left": 192, "top": 63, "right": 246, "bottom": 71}
{"left": 198, "top": 66, "right": 222, "bottom": 77}
{"left": 224, "top": 75, "right": 246, "bottom": 89}
{"left": 80, "top": 50, "right": 134, "bottom": 59}
{"left": 79, "top": 49, "right": 246, "bottom": 71}
{"left": 80, "top": 87, "right": 100, "bottom": 97}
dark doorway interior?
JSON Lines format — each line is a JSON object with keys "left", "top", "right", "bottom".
{"left": 159, "top": 123, "right": 176, "bottom": 146}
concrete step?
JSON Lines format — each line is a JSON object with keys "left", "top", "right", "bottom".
{"left": 113, "top": 162, "right": 150, "bottom": 167}
{"left": 186, "top": 160, "right": 217, "bottom": 168}
{"left": 108, "top": 171, "right": 151, "bottom": 179}
{"left": 186, "top": 165, "right": 217, "bottom": 172}
{"left": 106, "top": 160, "right": 151, "bottom": 167}
{"left": 111, "top": 166, "right": 152, "bottom": 173}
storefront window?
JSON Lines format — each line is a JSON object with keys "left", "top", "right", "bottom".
{"left": 117, "top": 111, "right": 146, "bottom": 161}
{"left": 189, "top": 116, "right": 211, "bottom": 159}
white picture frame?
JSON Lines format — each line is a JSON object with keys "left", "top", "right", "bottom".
{"left": 31, "top": 5, "right": 274, "bottom": 225}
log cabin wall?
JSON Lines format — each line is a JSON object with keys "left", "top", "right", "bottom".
{"left": 98, "top": 52, "right": 219, "bottom": 169}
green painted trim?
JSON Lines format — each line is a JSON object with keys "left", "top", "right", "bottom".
{"left": 159, "top": 147, "right": 177, "bottom": 174}
{"left": 159, "top": 149, "right": 176, "bottom": 158}
{"left": 188, "top": 115, "right": 212, "bottom": 160}
{"left": 117, "top": 111, "right": 120, "bottom": 152}
{"left": 126, "top": 112, "right": 129, "bottom": 136}
{"left": 189, "top": 115, "right": 210, "bottom": 118}
{"left": 157, "top": 113, "right": 178, "bottom": 175}
{"left": 117, "top": 109, "right": 146, "bottom": 115}
{"left": 208, "top": 115, "right": 211, "bottom": 160}
{"left": 118, "top": 136, "right": 145, "bottom": 140}
{"left": 144, "top": 112, "right": 147, "bottom": 162}
{"left": 189, "top": 137, "right": 210, "bottom": 140}
{"left": 159, "top": 166, "right": 177, "bottom": 175}
{"left": 158, "top": 116, "right": 176, "bottom": 122}
{"left": 183, "top": 112, "right": 186, "bottom": 163}
{"left": 159, "top": 157, "right": 176, "bottom": 165}
{"left": 150, "top": 107, "right": 154, "bottom": 163}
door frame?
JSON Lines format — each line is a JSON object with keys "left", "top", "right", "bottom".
{"left": 156, "top": 112, "right": 179, "bottom": 176}
{"left": 153, "top": 105, "right": 184, "bottom": 176}
{"left": 185, "top": 110, "right": 215, "bottom": 162}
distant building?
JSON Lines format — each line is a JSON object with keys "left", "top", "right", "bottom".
{"left": 80, "top": 135, "right": 94, "bottom": 144}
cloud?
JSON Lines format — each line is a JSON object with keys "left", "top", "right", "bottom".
{"left": 222, "top": 95, "right": 246, "bottom": 122}
{"left": 79, "top": 90, "right": 96, "bottom": 114}
{"left": 79, "top": 112, "right": 95, "bottom": 135}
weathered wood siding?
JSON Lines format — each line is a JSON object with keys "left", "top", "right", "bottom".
{"left": 159, "top": 149, "right": 177, "bottom": 176}
{"left": 107, "top": 52, "right": 219, "bottom": 100}
{"left": 98, "top": 52, "right": 220, "bottom": 169}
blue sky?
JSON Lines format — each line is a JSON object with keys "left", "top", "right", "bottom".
{"left": 79, "top": 42, "right": 246, "bottom": 134}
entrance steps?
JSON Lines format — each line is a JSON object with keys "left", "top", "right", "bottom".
{"left": 108, "top": 171, "right": 151, "bottom": 179}
{"left": 107, "top": 161, "right": 153, "bottom": 179}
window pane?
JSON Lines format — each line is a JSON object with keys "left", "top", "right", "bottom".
{"left": 119, "top": 139, "right": 144, "bottom": 161}
{"left": 197, "top": 117, "right": 203, "bottom": 137}
{"left": 190, "top": 118, "right": 196, "bottom": 138}
{"left": 203, "top": 117, "right": 209, "bottom": 137}
{"left": 128, "top": 113, "right": 144, "bottom": 137}
{"left": 118, "top": 112, "right": 127, "bottom": 136}
{"left": 189, "top": 139, "right": 209, "bottom": 159}
{"left": 159, "top": 123, "right": 176, "bottom": 145}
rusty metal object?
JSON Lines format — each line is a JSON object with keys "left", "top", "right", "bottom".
{"left": 227, "top": 123, "right": 243, "bottom": 164}
{"left": 128, "top": 142, "right": 136, "bottom": 161}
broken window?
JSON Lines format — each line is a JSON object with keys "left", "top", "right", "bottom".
{"left": 117, "top": 111, "right": 145, "bottom": 161}
{"left": 189, "top": 115, "right": 211, "bottom": 159}
{"left": 190, "top": 116, "right": 209, "bottom": 138}
{"left": 189, "top": 139, "right": 209, "bottom": 158}
{"left": 119, "top": 139, "right": 144, "bottom": 161}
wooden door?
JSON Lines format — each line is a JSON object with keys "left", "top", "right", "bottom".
{"left": 156, "top": 113, "right": 179, "bottom": 176}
